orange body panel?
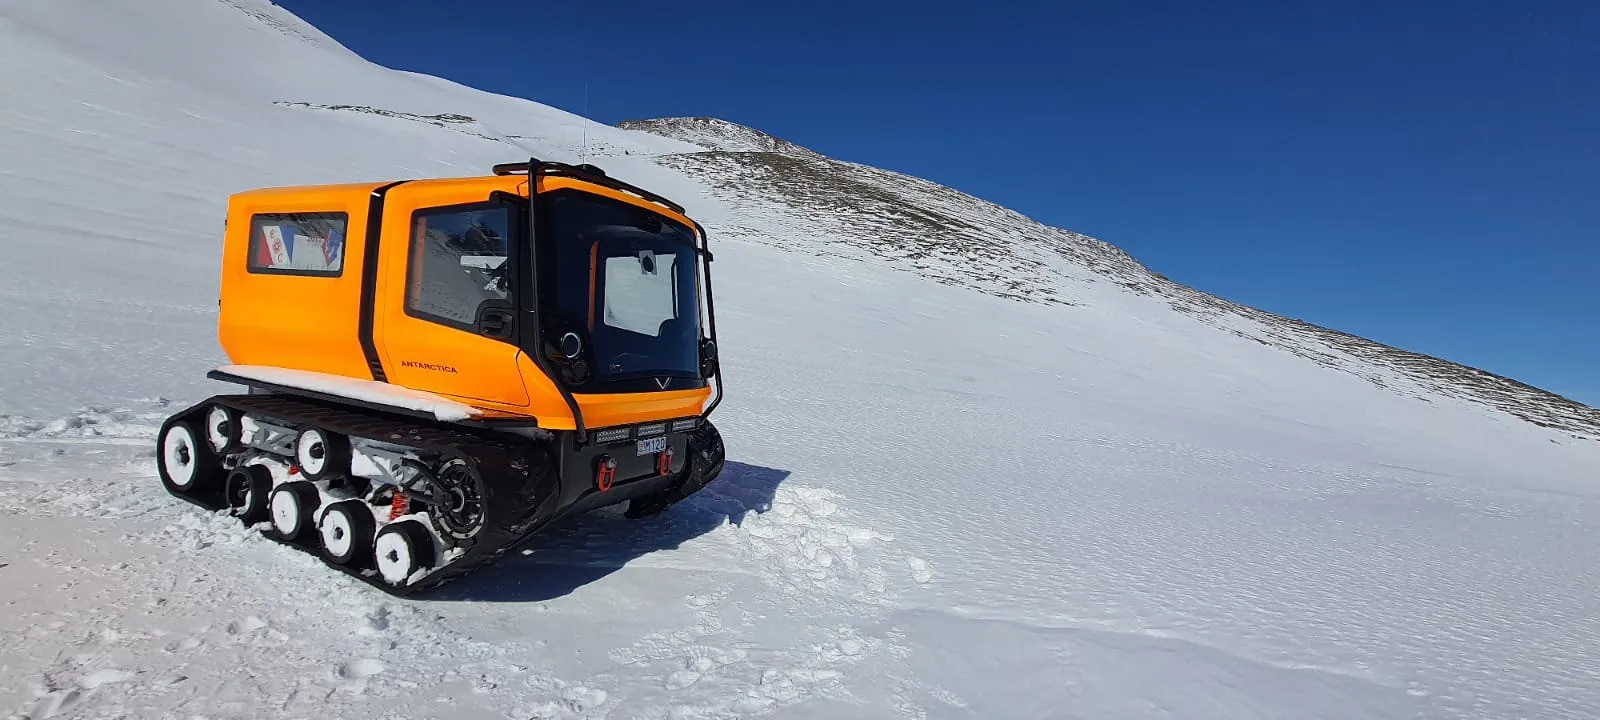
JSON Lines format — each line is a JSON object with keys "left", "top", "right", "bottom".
{"left": 218, "top": 182, "right": 385, "bottom": 379}
{"left": 373, "top": 176, "right": 531, "bottom": 409}
{"left": 214, "top": 171, "right": 714, "bottom": 431}
{"left": 573, "top": 388, "right": 713, "bottom": 429}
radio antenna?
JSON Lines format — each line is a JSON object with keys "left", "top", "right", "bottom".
{"left": 580, "top": 83, "right": 589, "bottom": 164}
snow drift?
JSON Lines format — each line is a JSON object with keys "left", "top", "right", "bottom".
{"left": 1, "top": 1, "right": 1597, "bottom": 719}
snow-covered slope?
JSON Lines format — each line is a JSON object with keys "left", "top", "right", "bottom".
{"left": 2, "top": 2, "right": 1598, "bottom": 719}
{"left": 0, "top": 0, "right": 701, "bottom": 419}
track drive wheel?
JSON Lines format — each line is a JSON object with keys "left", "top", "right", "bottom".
{"left": 267, "top": 480, "right": 321, "bottom": 541}
{"left": 157, "top": 419, "right": 224, "bottom": 496}
{"left": 374, "top": 519, "right": 436, "bottom": 586}
{"left": 318, "top": 499, "right": 376, "bottom": 565}
{"left": 295, "top": 428, "right": 350, "bottom": 481}
{"left": 424, "top": 456, "right": 487, "bottom": 543}
{"left": 224, "top": 464, "right": 273, "bottom": 524}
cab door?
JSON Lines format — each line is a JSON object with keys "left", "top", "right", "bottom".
{"left": 373, "top": 180, "right": 530, "bottom": 409}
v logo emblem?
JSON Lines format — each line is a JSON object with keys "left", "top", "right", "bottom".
{"left": 654, "top": 377, "right": 670, "bottom": 389}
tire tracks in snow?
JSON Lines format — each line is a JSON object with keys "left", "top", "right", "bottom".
{"left": 2, "top": 404, "right": 943, "bottom": 718}
{"left": 0, "top": 404, "right": 606, "bottom": 718}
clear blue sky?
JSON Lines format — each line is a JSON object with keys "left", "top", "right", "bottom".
{"left": 278, "top": 0, "right": 1598, "bottom": 407}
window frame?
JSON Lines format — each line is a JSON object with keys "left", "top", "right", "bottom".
{"left": 245, "top": 211, "right": 350, "bottom": 278}
{"left": 402, "top": 200, "right": 518, "bottom": 334}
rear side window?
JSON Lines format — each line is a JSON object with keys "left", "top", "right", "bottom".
{"left": 247, "top": 212, "right": 348, "bottom": 277}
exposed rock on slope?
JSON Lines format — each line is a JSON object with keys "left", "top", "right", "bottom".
{"left": 618, "top": 117, "right": 1153, "bottom": 307}
{"left": 618, "top": 116, "right": 1600, "bottom": 439}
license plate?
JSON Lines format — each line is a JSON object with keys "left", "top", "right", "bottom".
{"left": 636, "top": 436, "right": 668, "bottom": 456}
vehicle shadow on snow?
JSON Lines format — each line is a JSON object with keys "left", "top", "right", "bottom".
{"left": 424, "top": 460, "right": 790, "bottom": 603}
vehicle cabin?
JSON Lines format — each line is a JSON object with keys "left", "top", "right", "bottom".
{"left": 217, "top": 167, "right": 717, "bottom": 433}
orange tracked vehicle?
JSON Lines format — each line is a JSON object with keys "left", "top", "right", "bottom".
{"left": 154, "top": 159, "right": 726, "bottom": 595}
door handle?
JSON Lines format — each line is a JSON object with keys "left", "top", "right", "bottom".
{"left": 476, "top": 307, "right": 514, "bottom": 340}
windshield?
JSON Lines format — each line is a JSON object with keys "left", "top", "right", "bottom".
{"left": 537, "top": 188, "right": 703, "bottom": 389}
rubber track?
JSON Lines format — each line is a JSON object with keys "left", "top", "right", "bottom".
{"left": 160, "top": 393, "right": 562, "bottom": 597}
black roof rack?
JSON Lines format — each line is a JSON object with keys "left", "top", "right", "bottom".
{"left": 492, "top": 158, "right": 686, "bottom": 215}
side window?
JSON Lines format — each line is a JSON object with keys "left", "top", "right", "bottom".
{"left": 405, "top": 204, "right": 513, "bottom": 330}
{"left": 247, "top": 212, "right": 348, "bottom": 276}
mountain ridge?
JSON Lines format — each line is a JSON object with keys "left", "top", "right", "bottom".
{"left": 618, "top": 116, "right": 1600, "bottom": 438}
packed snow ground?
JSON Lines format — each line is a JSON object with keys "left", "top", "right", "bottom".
{"left": 3, "top": 1, "right": 1599, "bottom": 719}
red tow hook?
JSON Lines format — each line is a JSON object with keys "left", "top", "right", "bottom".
{"left": 657, "top": 447, "right": 675, "bottom": 476}
{"left": 596, "top": 455, "right": 617, "bottom": 492}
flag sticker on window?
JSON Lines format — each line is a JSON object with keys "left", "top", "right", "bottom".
{"left": 322, "top": 227, "right": 344, "bottom": 267}
{"left": 262, "top": 225, "right": 293, "bottom": 267}
{"left": 247, "top": 213, "right": 349, "bottom": 276}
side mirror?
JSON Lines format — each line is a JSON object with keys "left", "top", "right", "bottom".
{"left": 542, "top": 323, "right": 592, "bottom": 385}
{"left": 698, "top": 337, "right": 719, "bottom": 378}
{"left": 559, "top": 331, "right": 583, "bottom": 360}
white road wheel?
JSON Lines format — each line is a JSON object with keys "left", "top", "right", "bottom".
{"left": 374, "top": 530, "right": 414, "bottom": 585}
{"left": 374, "top": 520, "right": 436, "bottom": 586}
{"left": 224, "top": 465, "right": 272, "bottom": 524}
{"left": 321, "top": 508, "right": 352, "bottom": 556}
{"left": 157, "top": 418, "right": 222, "bottom": 496}
{"left": 318, "top": 499, "right": 374, "bottom": 565}
{"left": 296, "top": 429, "right": 329, "bottom": 476}
{"left": 161, "top": 424, "right": 201, "bottom": 490}
{"left": 295, "top": 428, "right": 349, "bottom": 481}
{"left": 204, "top": 405, "right": 239, "bottom": 454}
{"left": 268, "top": 481, "right": 320, "bottom": 541}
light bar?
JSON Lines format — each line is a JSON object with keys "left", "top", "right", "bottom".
{"left": 590, "top": 418, "right": 700, "bottom": 445}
